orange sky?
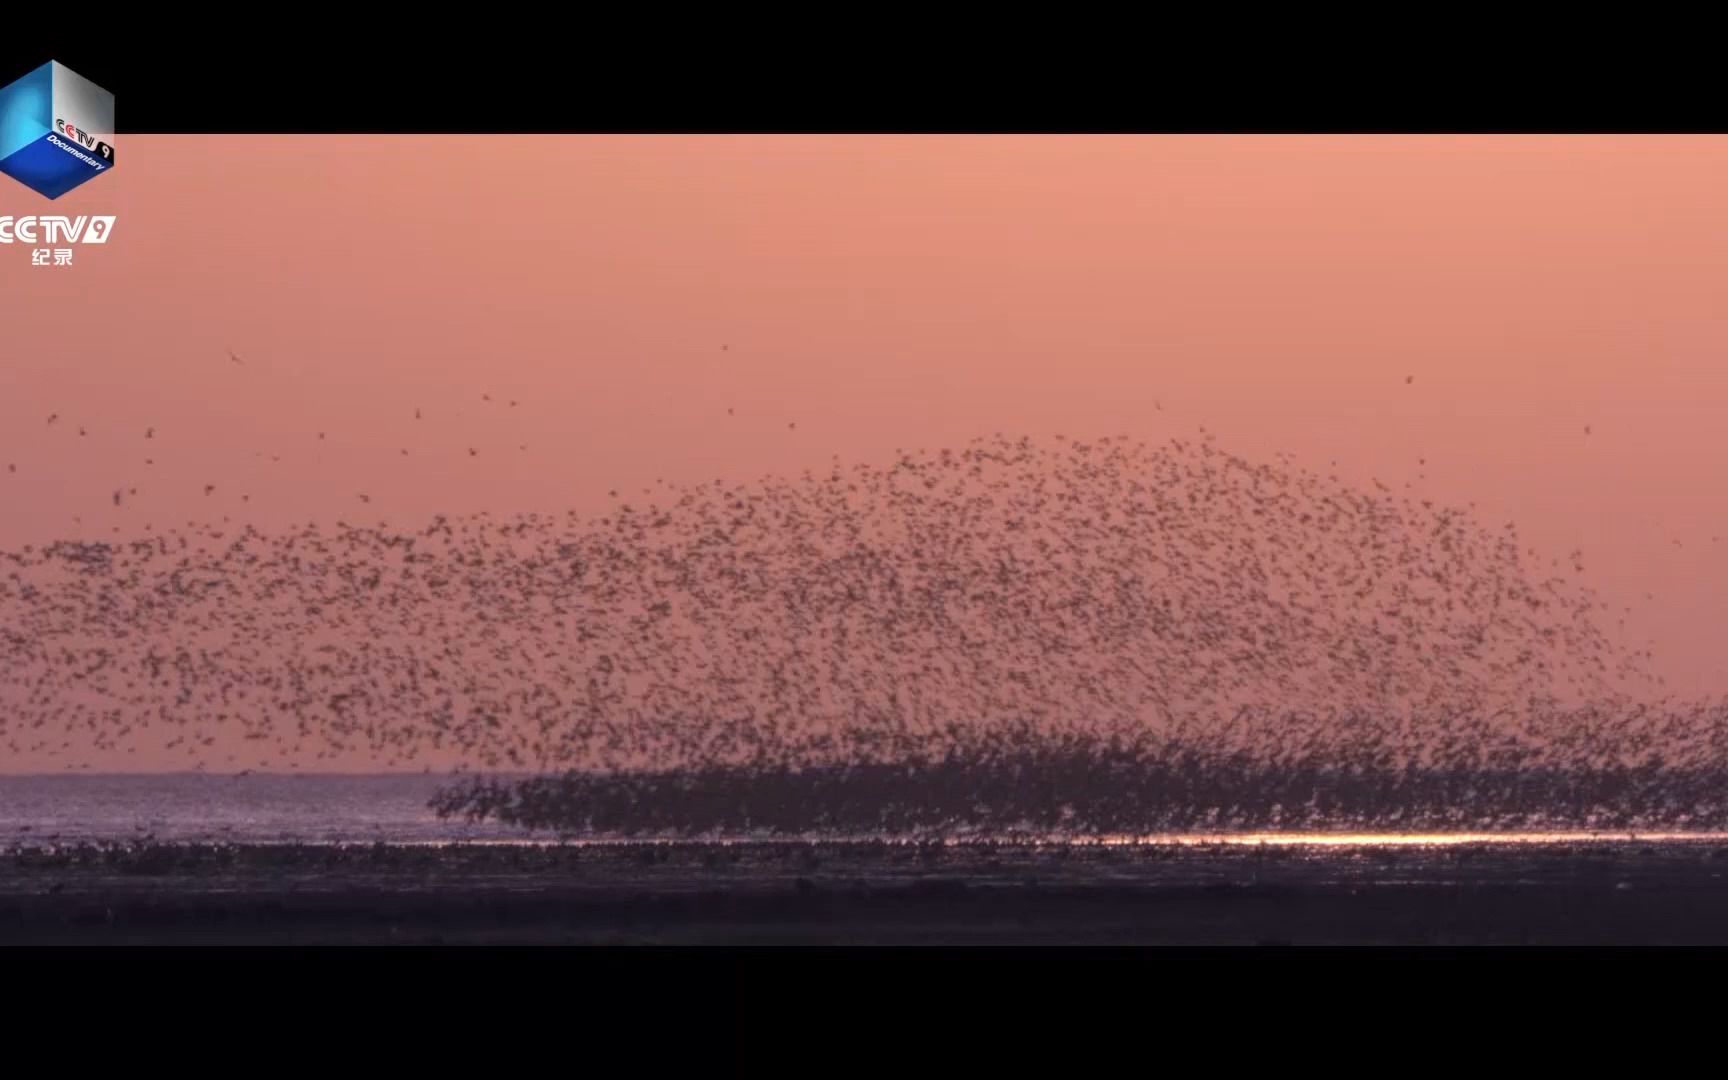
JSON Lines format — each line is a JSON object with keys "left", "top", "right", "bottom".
{"left": 2, "top": 135, "right": 1726, "bottom": 761}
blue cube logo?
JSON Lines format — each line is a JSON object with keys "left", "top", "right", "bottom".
{"left": 0, "top": 61, "right": 115, "bottom": 200}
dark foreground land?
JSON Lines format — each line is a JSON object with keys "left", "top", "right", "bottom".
{"left": 3, "top": 839, "right": 1727, "bottom": 944}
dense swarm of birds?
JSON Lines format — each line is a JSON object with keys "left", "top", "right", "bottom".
{"left": 3, "top": 424, "right": 1724, "bottom": 834}
{"left": 433, "top": 723, "right": 1728, "bottom": 836}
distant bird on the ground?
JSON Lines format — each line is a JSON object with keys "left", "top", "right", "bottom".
{"left": 229, "top": 349, "right": 244, "bottom": 366}
{"left": 1405, "top": 375, "right": 1414, "bottom": 384}
{"left": 728, "top": 408, "right": 735, "bottom": 416}
{"left": 468, "top": 448, "right": 478, "bottom": 457}
{"left": 318, "top": 433, "right": 326, "bottom": 441}
{"left": 483, "top": 394, "right": 492, "bottom": 402}
{"left": 204, "top": 484, "right": 216, "bottom": 496}
{"left": 415, "top": 409, "right": 422, "bottom": 420}
{"left": 359, "top": 494, "right": 371, "bottom": 504}
{"left": 722, "top": 345, "right": 729, "bottom": 351}
{"left": 47, "top": 413, "right": 58, "bottom": 425}
{"left": 789, "top": 422, "right": 797, "bottom": 431}
{"left": 112, "top": 490, "right": 121, "bottom": 507}
{"left": 78, "top": 427, "right": 86, "bottom": 437}
{"left": 1585, "top": 425, "right": 1592, "bottom": 435}
{"left": 145, "top": 428, "right": 154, "bottom": 439}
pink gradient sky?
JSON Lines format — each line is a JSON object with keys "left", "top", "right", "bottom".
{"left": 2, "top": 136, "right": 1725, "bottom": 764}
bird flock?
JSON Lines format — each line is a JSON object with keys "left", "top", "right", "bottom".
{"left": 4, "top": 422, "right": 1714, "bottom": 767}
{"left": 7, "top": 367, "right": 1728, "bottom": 833}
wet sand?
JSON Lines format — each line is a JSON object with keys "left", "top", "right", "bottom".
{"left": 4, "top": 838, "right": 1727, "bottom": 944}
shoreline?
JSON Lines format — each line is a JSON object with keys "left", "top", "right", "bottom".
{"left": 4, "top": 837, "right": 1726, "bottom": 944}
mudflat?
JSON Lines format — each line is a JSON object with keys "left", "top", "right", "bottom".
{"left": 3, "top": 838, "right": 1726, "bottom": 944}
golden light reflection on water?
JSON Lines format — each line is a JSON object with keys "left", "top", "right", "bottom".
{"left": 1096, "top": 832, "right": 1728, "bottom": 847}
